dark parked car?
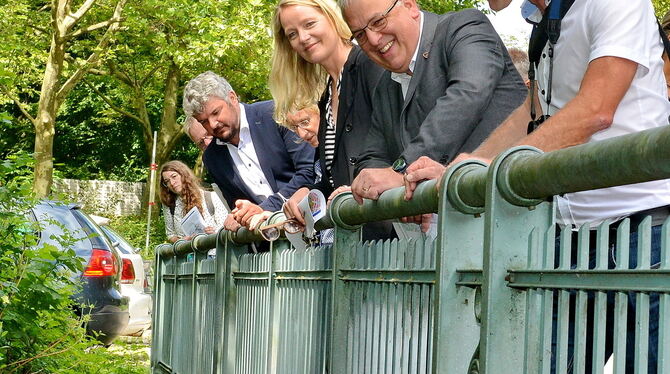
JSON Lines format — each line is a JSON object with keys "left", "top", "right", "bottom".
{"left": 29, "top": 201, "right": 129, "bottom": 345}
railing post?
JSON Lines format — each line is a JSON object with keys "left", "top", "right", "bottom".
{"left": 151, "top": 244, "right": 171, "bottom": 373}
{"left": 479, "top": 147, "right": 554, "bottom": 373}
{"left": 432, "top": 160, "right": 487, "bottom": 373}
{"left": 329, "top": 192, "right": 362, "bottom": 374}
{"left": 267, "top": 237, "right": 291, "bottom": 373}
{"left": 213, "top": 230, "right": 242, "bottom": 374}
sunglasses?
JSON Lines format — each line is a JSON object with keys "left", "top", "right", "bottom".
{"left": 260, "top": 219, "right": 304, "bottom": 241}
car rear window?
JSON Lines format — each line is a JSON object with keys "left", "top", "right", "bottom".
{"left": 33, "top": 204, "right": 91, "bottom": 254}
{"left": 100, "top": 226, "right": 136, "bottom": 254}
{"left": 70, "top": 209, "right": 112, "bottom": 250}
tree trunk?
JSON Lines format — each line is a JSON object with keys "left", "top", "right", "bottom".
{"left": 33, "top": 37, "right": 65, "bottom": 197}
{"left": 142, "top": 61, "right": 183, "bottom": 214}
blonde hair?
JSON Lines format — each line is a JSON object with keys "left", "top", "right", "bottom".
{"left": 269, "top": 0, "right": 352, "bottom": 126}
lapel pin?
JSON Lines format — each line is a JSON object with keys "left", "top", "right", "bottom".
{"left": 422, "top": 51, "right": 429, "bottom": 59}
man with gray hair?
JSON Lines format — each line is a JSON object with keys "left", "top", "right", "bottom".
{"left": 508, "top": 47, "right": 530, "bottom": 88}
{"left": 183, "top": 71, "right": 315, "bottom": 229}
{"left": 183, "top": 117, "right": 213, "bottom": 152}
{"left": 338, "top": 0, "right": 527, "bottom": 211}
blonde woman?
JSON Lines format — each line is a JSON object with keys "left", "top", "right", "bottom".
{"left": 159, "top": 160, "right": 228, "bottom": 243}
{"left": 270, "top": 0, "right": 392, "bottom": 240}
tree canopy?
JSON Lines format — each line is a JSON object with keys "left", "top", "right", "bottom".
{"left": 6, "top": 0, "right": 669, "bottom": 193}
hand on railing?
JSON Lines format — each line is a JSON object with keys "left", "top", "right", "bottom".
{"left": 223, "top": 214, "right": 242, "bottom": 232}
{"left": 232, "top": 200, "right": 263, "bottom": 226}
{"left": 351, "top": 167, "right": 404, "bottom": 204}
{"left": 248, "top": 211, "right": 273, "bottom": 231}
{"left": 327, "top": 185, "right": 351, "bottom": 205}
{"left": 403, "top": 156, "right": 447, "bottom": 201}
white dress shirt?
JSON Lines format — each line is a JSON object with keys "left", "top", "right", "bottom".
{"left": 216, "top": 104, "right": 274, "bottom": 202}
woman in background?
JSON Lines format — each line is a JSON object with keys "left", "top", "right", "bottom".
{"left": 159, "top": 160, "right": 228, "bottom": 243}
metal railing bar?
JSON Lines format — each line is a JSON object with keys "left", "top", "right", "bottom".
{"left": 507, "top": 270, "right": 670, "bottom": 292}
{"left": 337, "top": 269, "right": 435, "bottom": 284}
{"left": 455, "top": 269, "right": 483, "bottom": 288}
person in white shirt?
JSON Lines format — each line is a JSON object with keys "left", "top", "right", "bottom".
{"left": 403, "top": 0, "right": 670, "bottom": 371}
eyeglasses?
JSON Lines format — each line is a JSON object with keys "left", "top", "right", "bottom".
{"left": 259, "top": 219, "right": 304, "bottom": 241}
{"left": 287, "top": 117, "right": 312, "bottom": 133}
{"left": 161, "top": 173, "right": 180, "bottom": 188}
{"left": 349, "top": 0, "right": 399, "bottom": 45}
{"left": 197, "top": 135, "right": 213, "bottom": 149}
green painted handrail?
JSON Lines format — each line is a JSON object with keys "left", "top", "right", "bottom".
{"left": 451, "top": 124, "right": 670, "bottom": 209}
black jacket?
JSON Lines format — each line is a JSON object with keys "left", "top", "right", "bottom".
{"left": 310, "top": 46, "right": 395, "bottom": 241}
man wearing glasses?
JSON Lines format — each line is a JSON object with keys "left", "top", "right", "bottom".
{"left": 338, "top": 0, "right": 527, "bottom": 210}
{"left": 184, "top": 116, "right": 213, "bottom": 152}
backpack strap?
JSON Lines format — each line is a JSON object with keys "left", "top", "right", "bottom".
{"left": 204, "top": 190, "right": 215, "bottom": 217}
{"left": 526, "top": 0, "right": 575, "bottom": 132}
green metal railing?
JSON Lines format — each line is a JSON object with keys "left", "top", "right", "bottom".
{"left": 151, "top": 125, "right": 670, "bottom": 373}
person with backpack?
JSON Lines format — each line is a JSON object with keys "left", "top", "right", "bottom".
{"left": 159, "top": 160, "right": 229, "bottom": 243}
{"left": 403, "top": 0, "right": 670, "bottom": 371}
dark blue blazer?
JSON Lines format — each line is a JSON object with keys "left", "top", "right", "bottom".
{"left": 203, "top": 101, "right": 315, "bottom": 212}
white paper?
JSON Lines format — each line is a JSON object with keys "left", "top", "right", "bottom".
{"left": 297, "top": 189, "right": 326, "bottom": 238}
{"left": 180, "top": 206, "right": 206, "bottom": 237}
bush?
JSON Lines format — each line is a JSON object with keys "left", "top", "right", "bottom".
{"left": 0, "top": 152, "right": 90, "bottom": 373}
{"left": 0, "top": 152, "right": 149, "bottom": 374}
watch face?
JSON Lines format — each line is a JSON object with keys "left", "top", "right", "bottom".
{"left": 392, "top": 157, "right": 407, "bottom": 172}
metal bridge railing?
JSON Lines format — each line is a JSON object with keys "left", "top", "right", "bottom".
{"left": 151, "top": 125, "right": 670, "bottom": 374}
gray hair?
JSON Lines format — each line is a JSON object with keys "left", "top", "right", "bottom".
{"left": 182, "top": 71, "right": 235, "bottom": 117}
{"left": 337, "top": 0, "right": 354, "bottom": 12}
{"left": 182, "top": 117, "right": 197, "bottom": 142}
{"left": 508, "top": 47, "right": 530, "bottom": 82}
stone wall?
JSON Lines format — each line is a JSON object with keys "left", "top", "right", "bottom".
{"left": 53, "top": 178, "right": 147, "bottom": 216}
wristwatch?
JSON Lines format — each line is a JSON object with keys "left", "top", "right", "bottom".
{"left": 392, "top": 156, "right": 408, "bottom": 174}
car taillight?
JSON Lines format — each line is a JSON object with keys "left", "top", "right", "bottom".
{"left": 120, "top": 258, "right": 135, "bottom": 284}
{"left": 83, "top": 249, "right": 117, "bottom": 277}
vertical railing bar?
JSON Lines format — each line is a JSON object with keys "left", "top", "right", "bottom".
{"left": 378, "top": 240, "right": 390, "bottom": 374}
{"left": 395, "top": 241, "right": 404, "bottom": 374}
{"left": 591, "top": 223, "right": 610, "bottom": 374}
{"left": 419, "top": 239, "right": 431, "bottom": 374}
{"left": 635, "top": 217, "right": 652, "bottom": 374}
{"left": 150, "top": 246, "right": 165, "bottom": 371}
{"left": 540, "top": 224, "right": 556, "bottom": 374}
{"left": 613, "top": 220, "right": 630, "bottom": 374}
{"left": 409, "top": 240, "right": 420, "bottom": 374}
{"left": 402, "top": 280, "right": 411, "bottom": 374}
{"left": 556, "top": 227, "right": 572, "bottom": 373}
{"left": 169, "top": 256, "right": 180, "bottom": 370}
{"left": 329, "top": 226, "right": 358, "bottom": 374}
{"left": 573, "top": 224, "right": 591, "bottom": 374}
{"left": 191, "top": 250, "right": 201, "bottom": 374}
{"left": 524, "top": 228, "right": 542, "bottom": 374}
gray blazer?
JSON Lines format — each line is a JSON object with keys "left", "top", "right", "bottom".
{"left": 356, "top": 9, "right": 527, "bottom": 171}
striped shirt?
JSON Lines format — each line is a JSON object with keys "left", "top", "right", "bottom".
{"left": 323, "top": 69, "right": 343, "bottom": 186}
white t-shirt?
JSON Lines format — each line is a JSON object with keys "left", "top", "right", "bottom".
{"left": 216, "top": 104, "right": 274, "bottom": 202}
{"left": 534, "top": 0, "right": 670, "bottom": 227}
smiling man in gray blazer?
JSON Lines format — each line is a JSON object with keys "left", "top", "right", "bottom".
{"left": 339, "top": 0, "right": 527, "bottom": 205}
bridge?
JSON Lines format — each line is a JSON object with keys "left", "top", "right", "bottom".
{"left": 150, "top": 125, "right": 670, "bottom": 373}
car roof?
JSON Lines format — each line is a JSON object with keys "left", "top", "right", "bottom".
{"left": 32, "top": 202, "right": 112, "bottom": 255}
